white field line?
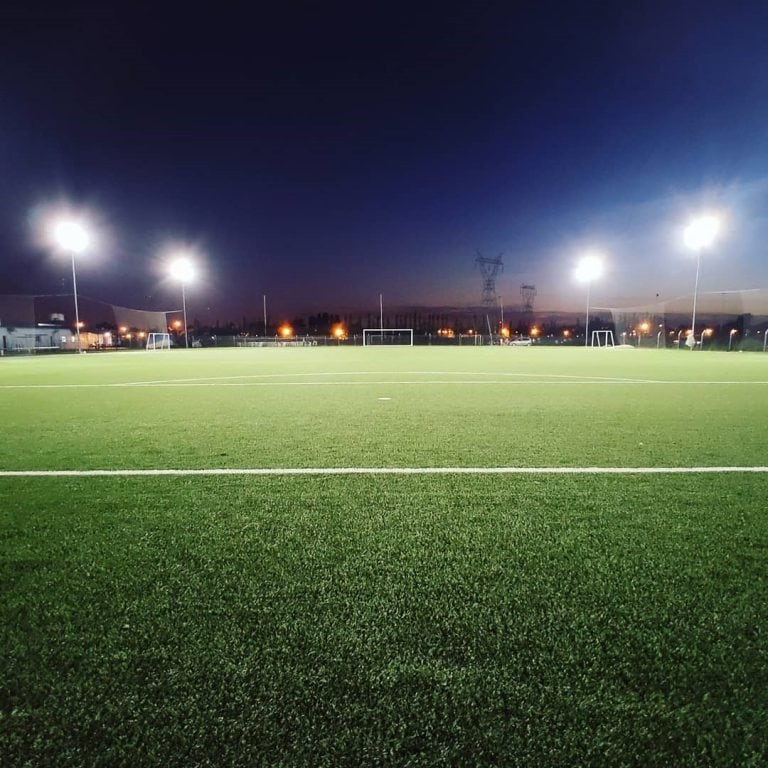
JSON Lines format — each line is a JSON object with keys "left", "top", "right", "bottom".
{"left": 0, "top": 370, "right": 655, "bottom": 387}
{"left": 1, "top": 466, "right": 767, "bottom": 477}
{"left": 2, "top": 378, "right": 768, "bottom": 389}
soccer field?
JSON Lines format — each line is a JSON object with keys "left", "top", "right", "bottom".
{"left": 2, "top": 347, "right": 767, "bottom": 766}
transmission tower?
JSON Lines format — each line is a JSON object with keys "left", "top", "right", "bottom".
{"left": 520, "top": 284, "right": 537, "bottom": 314}
{"left": 475, "top": 251, "right": 504, "bottom": 306}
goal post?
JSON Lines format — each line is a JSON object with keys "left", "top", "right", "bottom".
{"left": 146, "top": 332, "right": 171, "bottom": 351}
{"left": 362, "top": 328, "right": 414, "bottom": 346}
{"left": 591, "top": 330, "right": 615, "bottom": 348}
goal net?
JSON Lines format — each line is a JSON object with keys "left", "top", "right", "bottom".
{"left": 591, "top": 330, "right": 615, "bottom": 347}
{"left": 363, "top": 328, "right": 414, "bottom": 346}
{"left": 146, "top": 332, "right": 171, "bottom": 351}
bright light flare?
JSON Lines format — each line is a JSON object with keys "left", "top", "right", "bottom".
{"left": 684, "top": 215, "right": 720, "bottom": 250}
{"left": 574, "top": 253, "right": 604, "bottom": 283}
{"left": 331, "top": 323, "right": 347, "bottom": 339}
{"left": 52, "top": 219, "right": 91, "bottom": 254}
{"left": 279, "top": 324, "right": 293, "bottom": 338}
{"left": 169, "top": 256, "right": 195, "bottom": 283}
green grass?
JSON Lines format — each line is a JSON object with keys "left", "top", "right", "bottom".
{"left": 1, "top": 347, "right": 767, "bottom": 766}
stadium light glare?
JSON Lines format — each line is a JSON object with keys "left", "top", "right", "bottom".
{"left": 683, "top": 214, "right": 721, "bottom": 350}
{"left": 49, "top": 216, "right": 93, "bottom": 354}
{"left": 684, "top": 215, "right": 720, "bottom": 251}
{"left": 169, "top": 255, "right": 196, "bottom": 349}
{"left": 574, "top": 253, "right": 605, "bottom": 347}
{"left": 53, "top": 219, "right": 91, "bottom": 254}
{"left": 279, "top": 324, "right": 293, "bottom": 338}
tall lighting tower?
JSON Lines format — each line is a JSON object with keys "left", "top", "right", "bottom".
{"left": 51, "top": 218, "right": 92, "bottom": 354}
{"left": 683, "top": 215, "right": 720, "bottom": 349}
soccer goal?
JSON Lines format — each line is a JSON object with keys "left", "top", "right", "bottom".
{"left": 146, "top": 332, "right": 171, "bottom": 351}
{"left": 591, "top": 330, "right": 615, "bottom": 347}
{"left": 363, "top": 328, "right": 414, "bottom": 346}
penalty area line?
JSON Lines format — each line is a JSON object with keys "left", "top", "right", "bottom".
{"left": 1, "top": 466, "right": 768, "bottom": 477}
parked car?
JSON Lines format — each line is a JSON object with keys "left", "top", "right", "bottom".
{"left": 510, "top": 336, "right": 532, "bottom": 346}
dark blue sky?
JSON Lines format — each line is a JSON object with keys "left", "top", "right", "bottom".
{"left": 2, "top": 1, "right": 768, "bottom": 320}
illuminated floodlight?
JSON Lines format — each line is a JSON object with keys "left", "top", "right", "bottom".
{"left": 684, "top": 215, "right": 720, "bottom": 251}
{"left": 52, "top": 219, "right": 91, "bottom": 254}
{"left": 279, "top": 324, "right": 293, "bottom": 338}
{"left": 169, "top": 256, "right": 195, "bottom": 283}
{"left": 683, "top": 214, "right": 722, "bottom": 349}
{"left": 574, "top": 253, "right": 604, "bottom": 284}
{"left": 169, "top": 254, "right": 196, "bottom": 349}
{"left": 574, "top": 252, "right": 605, "bottom": 347}
{"left": 48, "top": 216, "right": 94, "bottom": 354}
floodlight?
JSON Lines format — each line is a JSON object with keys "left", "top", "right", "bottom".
{"left": 48, "top": 216, "right": 93, "bottom": 354}
{"left": 53, "top": 219, "right": 91, "bottom": 254}
{"left": 574, "top": 253, "right": 604, "bottom": 283}
{"left": 169, "top": 256, "right": 195, "bottom": 283}
{"left": 682, "top": 214, "right": 723, "bottom": 350}
{"left": 168, "top": 254, "right": 196, "bottom": 348}
{"left": 574, "top": 252, "right": 605, "bottom": 346}
{"left": 684, "top": 216, "right": 720, "bottom": 251}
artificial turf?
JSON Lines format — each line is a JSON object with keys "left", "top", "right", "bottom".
{"left": 1, "top": 347, "right": 767, "bottom": 766}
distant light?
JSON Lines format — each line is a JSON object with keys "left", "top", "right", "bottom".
{"left": 530, "top": 326, "right": 540, "bottom": 337}
{"left": 169, "top": 256, "right": 195, "bottom": 283}
{"left": 331, "top": 323, "right": 346, "bottom": 339}
{"left": 703, "top": 328, "right": 714, "bottom": 337}
{"left": 574, "top": 253, "right": 604, "bottom": 283}
{"left": 730, "top": 329, "right": 738, "bottom": 335}
{"left": 500, "top": 326, "right": 510, "bottom": 338}
{"left": 173, "top": 320, "right": 182, "bottom": 329}
{"left": 563, "top": 329, "right": 570, "bottom": 337}
{"left": 279, "top": 324, "right": 293, "bottom": 338}
{"left": 52, "top": 219, "right": 91, "bottom": 254}
{"left": 119, "top": 326, "right": 128, "bottom": 333}
{"left": 640, "top": 322, "right": 650, "bottom": 333}
{"left": 684, "top": 215, "right": 720, "bottom": 250}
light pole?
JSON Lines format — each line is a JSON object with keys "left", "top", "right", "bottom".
{"left": 574, "top": 254, "right": 604, "bottom": 347}
{"left": 683, "top": 215, "right": 720, "bottom": 350}
{"left": 52, "top": 219, "right": 91, "bottom": 354}
{"left": 728, "top": 329, "right": 738, "bottom": 351}
{"left": 170, "top": 256, "right": 195, "bottom": 349}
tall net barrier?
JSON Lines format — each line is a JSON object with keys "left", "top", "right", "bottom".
{"left": 598, "top": 289, "right": 768, "bottom": 349}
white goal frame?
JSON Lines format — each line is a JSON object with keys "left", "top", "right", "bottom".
{"left": 362, "top": 328, "right": 414, "bottom": 347}
{"left": 591, "top": 330, "right": 615, "bottom": 348}
{"left": 146, "top": 332, "right": 171, "bottom": 351}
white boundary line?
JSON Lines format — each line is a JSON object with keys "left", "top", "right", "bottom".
{"left": 2, "top": 379, "right": 768, "bottom": 389}
{"left": 1, "top": 466, "right": 767, "bottom": 477}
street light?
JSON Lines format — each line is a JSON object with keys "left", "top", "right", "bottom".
{"left": 52, "top": 219, "right": 91, "bottom": 354}
{"left": 683, "top": 215, "right": 720, "bottom": 350}
{"left": 169, "top": 256, "right": 195, "bottom": 349}
{"left": 574, "top": 253, "right": 604, "bottom": 347}
{"left": 639, "top": 321, "right": 650, "bottom": 347}
{"left": 729, "top": 328, "right": 738, "bottom": 351}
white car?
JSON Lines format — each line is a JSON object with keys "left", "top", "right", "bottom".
{"left": 509, "top": 336, "right": 532, "bottom": 346}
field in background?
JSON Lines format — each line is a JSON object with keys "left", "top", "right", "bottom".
{"left": 2, "top": 347, "right": 767, "bottom": 766}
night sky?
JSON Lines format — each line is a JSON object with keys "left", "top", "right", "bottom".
{"left": 2, "top": 1, "right": 768, "bottom": 321}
